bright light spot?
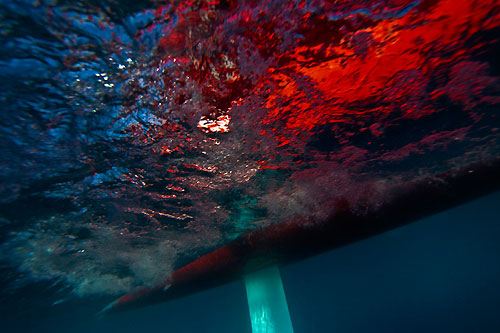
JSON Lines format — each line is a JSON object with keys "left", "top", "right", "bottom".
{"left": 197, "top": 114, "right": 231, "bottom": 133}
{"left": 118, "top": 64, "right": 126, "bottom": 69}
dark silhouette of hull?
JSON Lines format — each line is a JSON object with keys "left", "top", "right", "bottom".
{"left": 102, "top": 157, "right": 500, "bottom": 314}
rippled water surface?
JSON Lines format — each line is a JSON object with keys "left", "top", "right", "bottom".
{"left": 1, "top": 0, "right": 499, "bottom": 320}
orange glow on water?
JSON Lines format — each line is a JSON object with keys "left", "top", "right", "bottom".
{"left": 256, "top": 0, "right": 500, "bottom": 150}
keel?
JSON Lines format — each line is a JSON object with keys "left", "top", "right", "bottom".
{"left": 244, "top": 265, "right": 294, "bottom": 333}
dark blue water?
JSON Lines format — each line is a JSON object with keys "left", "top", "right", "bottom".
{"left": 284, "top": 191, "right": 500, "bottom": 333}
{"left": 3, "top": 191, "right": 499, "bottom": 332}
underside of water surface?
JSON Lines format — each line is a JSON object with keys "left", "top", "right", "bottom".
{"left": 0, "top": 0, "right": 499, "bottom": 310}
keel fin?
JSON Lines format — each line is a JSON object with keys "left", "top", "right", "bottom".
{"left": 244, "top": 265, "right": 294, "bottom": 333}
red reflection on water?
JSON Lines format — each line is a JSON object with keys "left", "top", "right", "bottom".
{"left": 148, "top": 0, "right": 500, "bottom": 171}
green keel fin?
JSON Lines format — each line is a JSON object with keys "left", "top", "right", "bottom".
{"left": 244, "top": 265, "right": 294, "bottom": 333}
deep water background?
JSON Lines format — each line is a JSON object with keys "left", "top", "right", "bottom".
{"left": 2, "top": 191, "right": 499, "bottom": 333}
